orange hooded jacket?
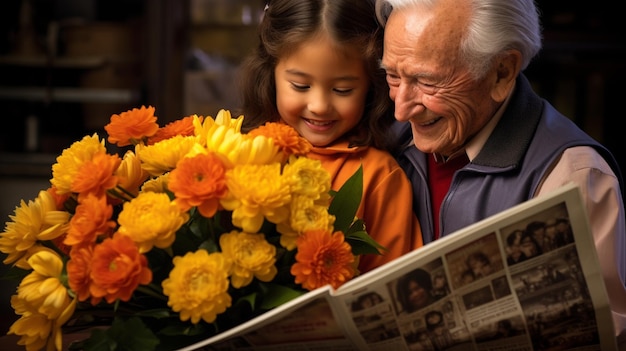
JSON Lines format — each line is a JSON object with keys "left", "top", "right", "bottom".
{"left": 308, "top": 140, "right": 423, "bottom": 274}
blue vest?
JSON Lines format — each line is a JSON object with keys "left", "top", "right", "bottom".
{"left": 395, "top": 74, "right": 624, "bottom": 244}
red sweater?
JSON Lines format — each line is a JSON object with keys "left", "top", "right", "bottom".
{"left": 428, "top": 153, "right": 469, "bottom": 239}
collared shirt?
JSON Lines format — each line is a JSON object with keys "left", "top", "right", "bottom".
{"left": 464, "top": 88, "right": 510, "bottom": 163}
{"left": 432, "top": 86, "right": 509, "bottom": 164}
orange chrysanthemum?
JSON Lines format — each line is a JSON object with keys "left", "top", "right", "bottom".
{"left": 67, "top": 245, "right": 97, "bottom": 304}
{"left": 105, "top": 105, "right": 160, "bottom": 147}
{"left": 65, "top": 193, "right": 116, "bottom": 247}
{"left": 148, "top": 114, "right": 201, "bottom": 145}
{"left": 71, "top": 153, "right": 121, "bottom": 200}
{"left": 291, "top": 229, "right": 356, "bottom": 291}
{"left": 248, "top": 122, "right": 311, "bottom": 157}
{"left": 169, "top": 153, "right": 228, "bottom": 218}
{"left": 88, "top": 234, "right": 152, "bottom": 304}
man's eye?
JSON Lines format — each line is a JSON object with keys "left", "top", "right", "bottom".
{"left": 417, "top": 81, "right": 438, "bottom": 94}
{"left": 386, "top": 74, "right": 400, "bottom": 86}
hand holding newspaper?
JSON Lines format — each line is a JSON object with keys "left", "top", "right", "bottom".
{"left": 178, "top": 183, "right": 618, "bottom": 351}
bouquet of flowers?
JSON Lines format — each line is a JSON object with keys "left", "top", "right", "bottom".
{"left": 0, "top": 106, "right": 383, "bottom": 351}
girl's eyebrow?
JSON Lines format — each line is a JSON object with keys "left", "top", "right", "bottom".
{"left": 283, "top": 68, "right": 362, "bottom": 82}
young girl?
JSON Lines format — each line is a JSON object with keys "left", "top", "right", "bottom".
{"left": 237, "top": 0, "right": 422, "bottom": 274}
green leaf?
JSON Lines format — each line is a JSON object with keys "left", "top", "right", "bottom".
{"left": 346, "top": 231, "right": 387, "bottom": 256}
{"left": 78, "top": 317, "right": 160, "bottom": 351}
{"left": 329, "top": 165, "right": 363, "bottom": 233}
{"left": 159, "top": 321, "right": 209, "bottom": 337}
{"left": 198, "top": 239, "right": 220, "bottom": 253}
{"left": 346, "top": 218, "right": 366, "bottom": 235}
{"left": 258, "top": 283, "right": 306, "bottom": 310}
{"left": 108, "top": 317, "right": 160, "bottom": 351}
{"left": 77, "top": 328, "right": 117, "bottom": 351}
{"left": 237, "top": 291, "right": 258, "bottom": 309}
{"left": 187, "top": 213, "right": 209, "bottom": 239}
{"left": 133, "top": 308, "right": 172, "bottom": 319}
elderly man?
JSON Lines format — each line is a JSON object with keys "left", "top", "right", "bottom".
{"left": 375, "top": 0, "right": 626, "bottom": 348}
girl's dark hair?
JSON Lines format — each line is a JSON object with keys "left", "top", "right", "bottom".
{"left": 237, "top": 0, "right": 396, "bottom": 152}
{"left": 396, "top": 268, "right": 432, "bottom": 313}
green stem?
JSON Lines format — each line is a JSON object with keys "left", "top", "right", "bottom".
{"left": 135, "top": 284, "right": 167, "bottom": 301}
{"left": 115, "top": 185, "right": 137, "bottom": 200}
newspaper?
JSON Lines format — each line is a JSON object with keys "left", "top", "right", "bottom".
{"left": 177, "top": 183, "right": 617, "bottom": 351}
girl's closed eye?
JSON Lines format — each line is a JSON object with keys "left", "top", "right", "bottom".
{"left": 333, "top": 87, "right": 354, "bottom": 95}
{"left": 290, "top": 82, "right": 310, "bottom": 91}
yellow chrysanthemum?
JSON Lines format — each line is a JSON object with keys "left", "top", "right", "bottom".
{"left": 141, "top": 173, "right": 169, "bottom": 193}
{"left": 193, "top": 109, "right": 244, "bottom": 145}
{"left": 289, "top": 195, "right": 335, "bottom": 233}
{"left": 220, "top": 230, "right": 277, "bottom": 288}
{"left": 162, "top": 250, "right": 232, "bottom": 324}
{"left": 276, "top": 195, "right": 335, "bottom": 250}
{"left": 204, "top": 125, "right": 245, "bottom": 167}
{"left": 16, "top": 251, "right": 73, "bottom": 320}
{"left": 0, "top": 190, "right": 70, "bottom": 268}
{"left": 282, "top": 156, "right": 332, "bottom": 204}
{"left": 50, "top": 134, "right": 107, "bottom": 195}
{"left": 230, "top": 134, "right": 282, "bottom": 166}
{"left": 195, "top": 111, "right": 245, "bottom": 162}
{"left": 117, "top": 192, "right": 189, "bottom": 253}
{"left": 221, "top": 163, "right": 291, "bottom": 233}
{"left": 8, "top": 296, "right": 51, "bottom": 351}
{"left": 52, "top": 296, "right": 77, "bottom": 350}
{"left": 115, "top": 150, "right": 150, "bottom": 197}
{"left": 9, "top": 292, "right": 76, "bottom": 351}
{"left": 196, "top": 111, "right": 281, "bottom": 167}
{"left": 8, "top": 309, "right": 50, "bottom": 351}
{"left": 214, "top": 109, "right": 244, "bottom": 130}
{"left": 135, "top": 135, "right": 197, "bottom": 176}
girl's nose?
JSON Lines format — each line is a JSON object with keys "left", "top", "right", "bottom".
{"left": 307, "top": 91, "right": 332, "bottom": 116}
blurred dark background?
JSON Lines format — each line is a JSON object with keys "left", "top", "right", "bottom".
{"left": 0, "top": 0, "right": 624, "bottom": 337}
{"left": 0, "top": 0, "right": 623, "bottom": 168}
{"left": 525, "top": 1, "right": 626, "bottom": 175}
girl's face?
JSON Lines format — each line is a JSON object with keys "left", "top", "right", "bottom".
{"left": 407, "top": 280, "right": 429, "bottom": 310}
{"left": 274, "top": 33, "right": 370, "bottom": 147}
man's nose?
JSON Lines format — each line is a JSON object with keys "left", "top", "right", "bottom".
{"left": 393, "top": 83, "right": 423, "bottom": 121}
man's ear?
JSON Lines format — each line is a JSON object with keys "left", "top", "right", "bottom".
{"left": 491, "top": 50, "right": 522, "bottom": 102}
